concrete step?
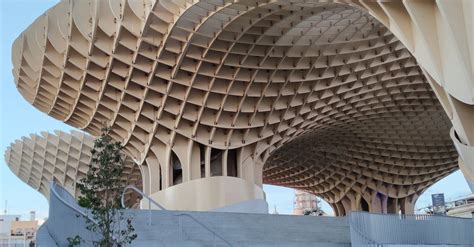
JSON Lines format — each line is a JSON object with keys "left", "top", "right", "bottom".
{"left": 125, "top": 210, "right": 351, "bottom": 246}
{"left": 131, "top": 239, "right": 206, "bottom": 247}
{"left": 131, "top": 240, "right": 350, "bottom": 247}
{"left": 241, "top": 243, "right": 350, "bottom": 247}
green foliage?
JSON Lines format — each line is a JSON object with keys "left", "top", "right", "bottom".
{"left": 77, "top": 197, "right": 92, "bottom": 208}
{"left": 303, "top": 209, "right": 324, "bottom": 216}
{"left": 75, "top": 127, "right": 137, "bottom": 246}
{"left": 67, "top": 235, "right": 82, "bottom": 247}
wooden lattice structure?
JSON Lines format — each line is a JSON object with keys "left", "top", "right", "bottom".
{"left": 8, "top": 0, "right": 474, "bottom": 215}
{"left": 5, "top": 130, "right": 142, "bottom": 207}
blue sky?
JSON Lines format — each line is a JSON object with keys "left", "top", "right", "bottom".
{"left": 0, "top": 0, "right": 471, "bottom": 220}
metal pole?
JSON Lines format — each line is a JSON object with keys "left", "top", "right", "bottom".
{"left": 213, "top": 234, "right": 216, "bottom": 247}
{"left": 148, "top": 200, "right": 151, "bottom": 227}
{"left": 178, "top": 216, "right": 183, "bottom": 240}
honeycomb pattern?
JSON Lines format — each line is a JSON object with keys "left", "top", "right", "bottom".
{"left": 4, "top": 130, "right": 142, "bottom": 207}
{"left": 10, "top": 0, "right": 465, "bottom": 215}
{"left": 265, "top": 111, "right": 458, "bottom": 215}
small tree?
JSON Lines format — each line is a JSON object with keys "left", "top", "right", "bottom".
{"left": 76, "top": 127, "right": 137, "bottom": 246}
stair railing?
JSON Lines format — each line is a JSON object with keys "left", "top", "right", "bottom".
{"left": 349, "top": 213, "right": 382, "bottom": 247}
{"left": 49, "top": 181, "right": 99, "bottom": 244}
{"left": 350, "top": 211, "right": 474, "bottom": 246}
{"left": 121, "top": 184, "right": 167, "bottom": 226}
{"left": 176, "top": 213, "right": 235, "bottom": 247}
{"left": 50, "top": 181, "right": 99, "bottom": 225}
{"left": 120, "top": 185, "right": 234, "bottom": 247}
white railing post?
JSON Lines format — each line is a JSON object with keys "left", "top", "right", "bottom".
{"left": 178, "top": 216, "right": 183, "bottom": 240}
{"left": 148, "top": 200, "right": 151, "bottom": 227}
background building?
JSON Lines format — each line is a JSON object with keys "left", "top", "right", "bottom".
{"left": 417, "top": 177, "right": 474, "bottom": 218}
{"left": 293, "top": 190, "right": 325, "bottom": 216}
{"left": 0, "top": 215, "right": 20, "bottom": 237}
{"left": 446, "top": 195, "right": 474, "bottom": 218}
{"left": 0, "top": 212, "right": 37, "bottom": 247}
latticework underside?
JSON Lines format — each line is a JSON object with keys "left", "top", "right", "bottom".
{"left": 4, "top": 130, "right": 142, "bottom": 207}
{"left": 10, "top": 0, "right": 462, "bottom": 215}
{"left": 264, "top": 112, "right": 457, "bottom": 215}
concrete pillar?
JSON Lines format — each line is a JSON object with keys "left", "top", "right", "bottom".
{"left": 254, "top": 159, "right": 264, "bottom": 187}
{"left": 238, "top": 146, "right": 257, "bottom": 184}
{"left": 204, "top": 146, "right": 211, "bottom": 178}
{"left": 341, "top": 197, "right": 352, "bottom": 215}
{"left": 400, "top": 195, "right": 417, "bottom": 215}
{"left": 149, "top": 143, "right": 172, "bottom": 189}
{"left": 145, "top": 158, "right": 161, "bottom": 194}
{"left": 187, "top": 140, "right": 201, "bottom": 180}
{"left": 381, "top": 194, "right": 388, "bottom": 214}
{"left": 139, "top": 164, "right": 150, "bottom": 195}
{"left": 370, "top": 192, "right": 383, "bottom": 213}
{"left": 334, "top": 202, "right": 346, "bottom": 216}
{"left": 144, "top": 143, "right": 267, "bottom": 213}
{"left": 387, "top": 197, "right": 399, "bottom": 214}
{"left": 164, "top": 145, "right": 173, "bottom": 188}
{"left": 172, "top": 136, "right": 189, "bottom": 183}
{"left": 221, "top": 149, "right": 228, "bottom": 176}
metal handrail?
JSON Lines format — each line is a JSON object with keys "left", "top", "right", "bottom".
{"left": 353, "top": 210, "right": 474, "bottom": 220}
{"left": 121, "top": 184, "right": 167, "bottom": 227}
{"left": 349, "top": 214, "right": 381, "bottom": 247}
{"left": 121, "top": 184, "right": 167, "bottom": 210}
{"left": 50, "top": 181, "right": 98, "bottom": 225}
{"left": 176, "top": 213, "right": 235, "bottom": 247}
{"left": 349, "top": 211, "right": 474, "bottom": 246}
{"left": 120, "top": 185, "right": 233, "bottom": 246}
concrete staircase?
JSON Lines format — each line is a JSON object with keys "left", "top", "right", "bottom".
{"left": 38, "top": 182, "right": 351, "bottom": 247}
{"left": 127, "top": 209, "right": 351, "bottom": 247}
{"left": 40, "top": 182, "right": 473, "bottom": 246}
